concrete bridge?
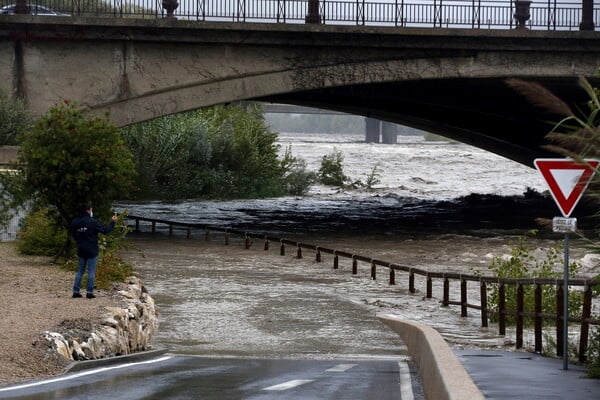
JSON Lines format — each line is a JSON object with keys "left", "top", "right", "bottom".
{"left": 0, "top": 16, "right": 599, "bottom": 165}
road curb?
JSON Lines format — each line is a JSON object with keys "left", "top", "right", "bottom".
{"left": 378, "top": 314, "right": 484, "bottom": 400}
{"left": 63, "top": 347, "right": 170, "bottom": 373}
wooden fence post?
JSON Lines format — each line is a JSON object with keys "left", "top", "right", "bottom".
{"left": 534, "top": 283, "right": 542, "bottom": 353}
{"left": 245, "top": 235, "right": 250, "bottom": 249}
{"left": 556, "top": 282, "right": 564, "bottom": 357}
{"left": 499, "top": 283, "right": 506, "bottom": 336}
{"left": 333, "top": 253, "right": 339, "bottom": 269}
{"left": 578, "top": 285, "right": 593, "bottom": 362}
{"left": 264, "top": 236, "right": 269, "bottom": 251}
{"left": 352, "top": 257, "right": 358, "bottom": 275}
{"left": 409, "top": 270, "right": 415, "bottom": 294}
{"left": 316, "top": 248, "right": 321, "bottom": 263}
{"left": 297, "top": 246, "right": 302, "bottom": 259}
{"left": 426, "top": 274, "right": 432, "bottom": 298}
{"left": 389, "top": 268, "right": 395, "bottom": 285}
{"left": 371, "top": 262, "right": 376, "bottom": 280}
{"left": 280, "top": 240, "right": 285, "bottom": 256}
{"left": 517, "top": 283, "right": 524, "bottom": 349}
{"left": 442, "top": 277, "right": 449, "bottom": 306}
{"left": 480, "top": 281, "right": 488, "bottom": 328}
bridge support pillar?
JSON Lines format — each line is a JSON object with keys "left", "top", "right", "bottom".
{"left": 381, "top": 121, "right": 398, "bottom": 144}
{"left": 580, "top": 0, "right": 595, "bottom": 31}
{"left": 365, "top": 117, "right": 380, "bottom": 143}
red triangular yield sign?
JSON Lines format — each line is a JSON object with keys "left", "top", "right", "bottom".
{"left": 534, "top": 158, "right": 599, "bottom": 217}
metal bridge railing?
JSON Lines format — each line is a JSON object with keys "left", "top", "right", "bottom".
{"left": 1, "top": 0, "right": 597, "bottom": 31}
{"left": 127, "top": 215, "right": 600, "bottom": 362}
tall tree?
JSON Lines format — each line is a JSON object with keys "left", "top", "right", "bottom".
{"left": 18, "top": 101, "right": 136, "bottom": 228}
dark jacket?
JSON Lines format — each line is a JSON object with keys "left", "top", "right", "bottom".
{"left": 69, "top": 213, "right": 115, "bottom": 258}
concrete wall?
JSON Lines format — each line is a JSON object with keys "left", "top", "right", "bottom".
{"left": 378, "top": 314, "right": 484, "bottom": 400}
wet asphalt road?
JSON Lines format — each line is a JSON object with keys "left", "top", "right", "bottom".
{"left": 0, "top": 355, "right": 422, "bottom": 400}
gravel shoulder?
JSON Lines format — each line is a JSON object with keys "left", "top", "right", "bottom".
{"left": 0, "top": 242, "right": 123, "bottom": 386}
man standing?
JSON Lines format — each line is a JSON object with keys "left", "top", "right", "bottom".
{"left": 70, "top": 204, "right": 118, "bottom": 299}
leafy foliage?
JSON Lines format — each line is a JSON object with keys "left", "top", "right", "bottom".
{"left": 18, "top": 101, "right": 136, "bottom": 228}
{"left": 481, "top": 231, "right": 583, "bottom": 327}
{"left": 16, "top": 208, "right": 67, "bottom": 256}
{"left": 279, "top": 146, "right": 316, "bottom": 196}
{"left": 318, "top": 148, "right": 348, "bottom": 187}
{"left": 123, "top": 103, "right": 312, "bottom": 200}
{"left": 0, "top": 90, "right": 32, "bottom": 146}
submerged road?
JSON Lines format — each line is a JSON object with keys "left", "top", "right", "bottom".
{"left": 0, "top": 355, "right": 422, "bottom": 399}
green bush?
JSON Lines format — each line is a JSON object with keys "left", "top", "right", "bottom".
{"left": 587, "top": 328, "right": 600, "bottom": 378}
{"left": 280, "top": 146, "right": 316, "bottom": 195}
{"left": 318, "top": 148, "right": 348, "bottom": 187}
{"left": 480, "top": 231, "right": 583, "bottom": 326}
{"left": 16, "top": 208, "right": 67, "bottom": 256}
{"left": 18, "top": 101, "right": 136, "bottom": 228}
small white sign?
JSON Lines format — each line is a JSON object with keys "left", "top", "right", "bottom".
{"left": 553, "top": 217, "right": 577, "bottom": 233}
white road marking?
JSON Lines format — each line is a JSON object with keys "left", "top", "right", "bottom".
{"left": 262, "top": 379, "right": 314, "bottom": 391}
{"left": 398, "top": 360, "right": 415, "bottom": 400}
{"left": 326, "top": 363, "right": 358, "bottom": 372}
{"left": 0, "top": 356, "right": 173, "bottom": 393}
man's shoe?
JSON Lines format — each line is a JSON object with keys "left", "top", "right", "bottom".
{"left": 86, "top": 293, "right": 96, "bottom": 299}
{"left": 72, "top": 293, "right": 82, "bottom": 298}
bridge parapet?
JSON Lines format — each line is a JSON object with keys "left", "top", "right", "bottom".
{"left": 4, "top": 0, "right": 599, "bottom": 31}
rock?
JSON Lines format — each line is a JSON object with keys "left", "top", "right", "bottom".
{"left": 43, "top": 277, "right": 159, "bottom": 362}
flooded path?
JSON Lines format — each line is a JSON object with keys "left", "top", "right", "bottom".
{"left": 121, "top": 231, "right": 596, "bottom": 357}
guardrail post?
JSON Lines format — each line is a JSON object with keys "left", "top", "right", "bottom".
{"left": 297, "top": 246, "right": 302, "bottom": 259}
{"left": 264, "top": 236, "right": 269, "bottom": 251}
{"left": 409, "top": 270, "right": 415, "bottom": 293}
{"left": 280, "top": 240, "right": 285, "bottom": 256}
{"left": 578, "top": 285, "right": 593, "bottom": 362}
{"left": 333, "top": 253, "right": 339, "bottom": 269}
{"left": 461, "top": 278, "right": 467, "bottom": 317}
{"left": 499, "top": 283, "right": 506, "bottom": 335}
{"left": 442, "top": 277, "right": 449, "bottom": 306}
{"left": 556, "top": 282, "right": 564, "bottom": 357}
{"left": 426, "top": 274, "right": 432, "bottom": 298}
{"left": 389, "top": 268, "right": 395, "bottom": 285}
{"left": 480, "top": 281, "right": 488, "bottom": 328}
{"left": 534, "top": 283, "right": 542, "bottom": 353}
{"left": 352, "top": 256, "right": 357, "bottom": 275}
{"left": 516, "top": 283, "right": 524, "bottom": 349}
{"left": 316, "top": 248, "right": 321, "bottom": 263}
{"left": 371, "top": 262, "right": 376, "bottom": 280}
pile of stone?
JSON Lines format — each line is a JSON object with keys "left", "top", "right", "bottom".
{"left": 44, "top": 276, "right": 159, "bottom": 361}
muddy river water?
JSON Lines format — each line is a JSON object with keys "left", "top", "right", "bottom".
{"left": 118, "top": 133, "right": 599, "bottom": 358}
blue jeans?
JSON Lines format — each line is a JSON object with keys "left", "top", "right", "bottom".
{"left": 73, "top": 255, "right": 98, "bottom": 294}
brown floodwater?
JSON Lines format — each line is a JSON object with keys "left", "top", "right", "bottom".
{"left": 121, "top": 231, "right": 598, "bottom": 358}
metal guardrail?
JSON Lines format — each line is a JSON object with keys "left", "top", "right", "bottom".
{"left": 127, "top": 215, "right": 600, "bottom": 362}
{"left": 1, "top": 0, "right": 597, "bottom": 30}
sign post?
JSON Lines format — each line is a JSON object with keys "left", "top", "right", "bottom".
{"left": 534, "top": 158, "right": 599, "bottom": 370}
